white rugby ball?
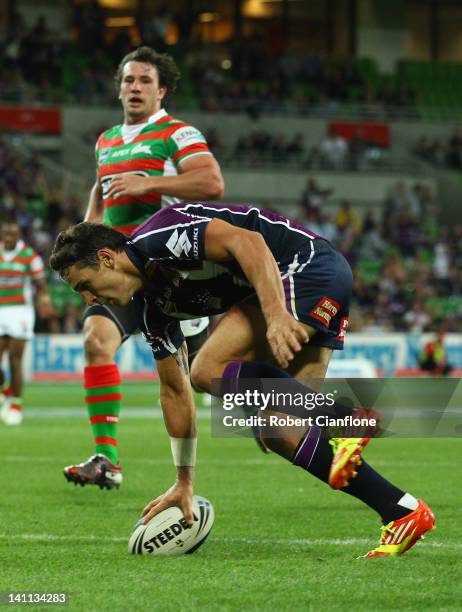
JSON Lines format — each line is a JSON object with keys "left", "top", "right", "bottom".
{"left": 128, "top": 495, "right": 214, "bottom": 556}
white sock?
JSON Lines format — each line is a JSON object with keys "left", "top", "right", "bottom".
{"left": 397, "top": 493, "right": 419, "bottom": 511}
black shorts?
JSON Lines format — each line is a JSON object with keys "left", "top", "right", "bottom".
{"left": 83, "top": 302, "right": 209, "bottom": 361}
{"left": 83, "top": 302, "right": 139, "bottom": 342}
{"left": 282, "top": 239, "right": 353, "bottom": 350}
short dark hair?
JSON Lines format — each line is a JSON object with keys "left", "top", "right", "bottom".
{"left": 49, "top": 223, "right": 127, "bottom": 278}
{"left": 115, "top": 46, "right": 181, "bottom": 95}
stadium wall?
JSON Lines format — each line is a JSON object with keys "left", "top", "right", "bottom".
{"left": 221, "top": 169, "right": 436, "bottom": 214}
{"left": 18, "top": 333, "right": 462, "bottom": 381}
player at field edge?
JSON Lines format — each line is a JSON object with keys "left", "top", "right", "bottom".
{"left": 63, "top": 46, "right": 224, "bottom": 489}
{"left": 418, "top": 331, "right": 453, "bottom": 376}
{"left": 50, "top": 202, "right": 435, "bottom": 558}
{"left": 0, "top": 222, "right": 53, "bottom": 425}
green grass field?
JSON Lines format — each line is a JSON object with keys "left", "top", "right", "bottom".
{"left": 0, "top": 383, "right": 461, "bottom": 611}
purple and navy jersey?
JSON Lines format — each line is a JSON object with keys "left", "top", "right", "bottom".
{"left": 125, "top": 202, "right": 322, "bottom": 359}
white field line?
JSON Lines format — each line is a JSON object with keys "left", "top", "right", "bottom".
{"left": 23, "top": 408, "right": 203, "bottom": 419}
{"left": 0, "top": 455, "right": 283, "bottom": 466}
{"left": 0, "top": 455, "right": 458, "bottom": 468}
{"left": 18, "top": 407, "right": 462, "bottom": 418}
{"left": 0, "top": 532, "right": 459, "bottom": 550}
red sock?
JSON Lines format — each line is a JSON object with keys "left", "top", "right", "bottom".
{"left": 10, "top": 397, "right": 22, "bottom": 412}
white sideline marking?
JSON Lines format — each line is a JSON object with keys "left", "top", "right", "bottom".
{"left": 0, "top": 455, "right": 458, "bottom": 468}
{"left": 0, "top": 532, "right": 458, "bottom": 550}
{"left": 0, "top": 455, "right": 285, "bottom": 466}
{"left": 23, "top": 408, "right": 208, "bottom": 419}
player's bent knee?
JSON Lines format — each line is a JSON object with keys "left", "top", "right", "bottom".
{"left": 84, "top": 331, "right": 119, "bottom": 365}
{"left": 190, "top": 356, "right": 226, "bottom": 393}
{"left": 83, "top": 316, "right": 122, "bottom": 365}
{"left": 189, "top": 359, "right": 210, "bottom": 392}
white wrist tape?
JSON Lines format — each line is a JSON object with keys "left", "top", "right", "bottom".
{"left": 170, "top": 437, "right": 197, "bottom": 467}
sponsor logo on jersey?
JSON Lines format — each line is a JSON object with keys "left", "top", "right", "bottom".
{"left": 171, "top": 126, "right": 206, "bottom": 148}
{"left": 193, "top": 226, "right": 199, "bottom": 257}
{"left": 166, "top": 229, "right": 192, "bottom": 258}
{"left": 99, "top": 148, "right": 110, "bottom": 163}
{"left": 309, "top": 296, "right": 340, "bottom": 327}
{"left": 110, "top": 143, "right": 151, "bottom": 159}
{"left": 131, "top": 143, "right": 151, "bottom": 155}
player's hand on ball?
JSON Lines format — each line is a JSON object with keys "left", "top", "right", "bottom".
{"left": 142, "top": 480, "right": 194, "bottom": 526}
{"left": 266, "top": 310, "right": 309, "bottom": 368}
{"left": 107, "top": 174, "right": 150, "bottom": 199}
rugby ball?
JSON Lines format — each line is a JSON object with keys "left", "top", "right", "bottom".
{"left": 128, "top": 495, "right": 214, "bottom": 556}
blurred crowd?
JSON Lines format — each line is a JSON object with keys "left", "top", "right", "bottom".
{"left": 0, "top": 4, "right": 417, "bottom": 117}
{"left": 1, "top": 5, "right": 123, "bottom": 105}
{"left": 1, "top": 140, "right": 460, "bottom": 336}
{"left": 206, "top": 127, "right": 387, "bottom": 171}
{"left": 414, "top": 128, "right": 462, "bottom": 170}
{"left": 305, "top": 129, "right": 388, "bottom": 170}
{"left": 229, "top": 130, "right": 306, "bottom": 166}
{"left": 0, "top": 139, "right": 84, "bottom": 333}
{"left": 190, "top": 45, "right": 417, "bottom": 119}
{"left": 296, "top": 178, "right": 462, "bottom": 334}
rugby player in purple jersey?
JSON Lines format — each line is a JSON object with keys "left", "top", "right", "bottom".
{"left": 50, "top": 202, "right": 435, "bottom": 558}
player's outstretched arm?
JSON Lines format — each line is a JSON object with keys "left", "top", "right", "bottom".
{"left": 204, "top": 219, "right": 309, "bottom": 368}
{"left": 142, "top": 343, "right": 196, "bottom": 525}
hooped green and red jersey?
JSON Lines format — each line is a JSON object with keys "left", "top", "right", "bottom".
{"left": 0, "top": 240, "right": 44, "bottom": 307}
{"left": 95, "top": 108, "right": 212, "bottom": 234}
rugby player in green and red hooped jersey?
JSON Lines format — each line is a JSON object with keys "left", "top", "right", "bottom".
{"left": 0, "top": 222, "right": 53, "bottom": 426}
{"left": 63, "top": 46, "right": 224, "bottom": 490}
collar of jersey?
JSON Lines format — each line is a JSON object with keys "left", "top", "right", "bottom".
{"left": 1, "top": 239, "right": 25, "bottom": 260}
{"left": 124, "top": 243, "right": 146, "bottom": 275}
{"left": 124, "top": 243, "right": 160, "bottom": 298}
{"left": 122, "top": 108, "right": 168, "bottom": 144}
